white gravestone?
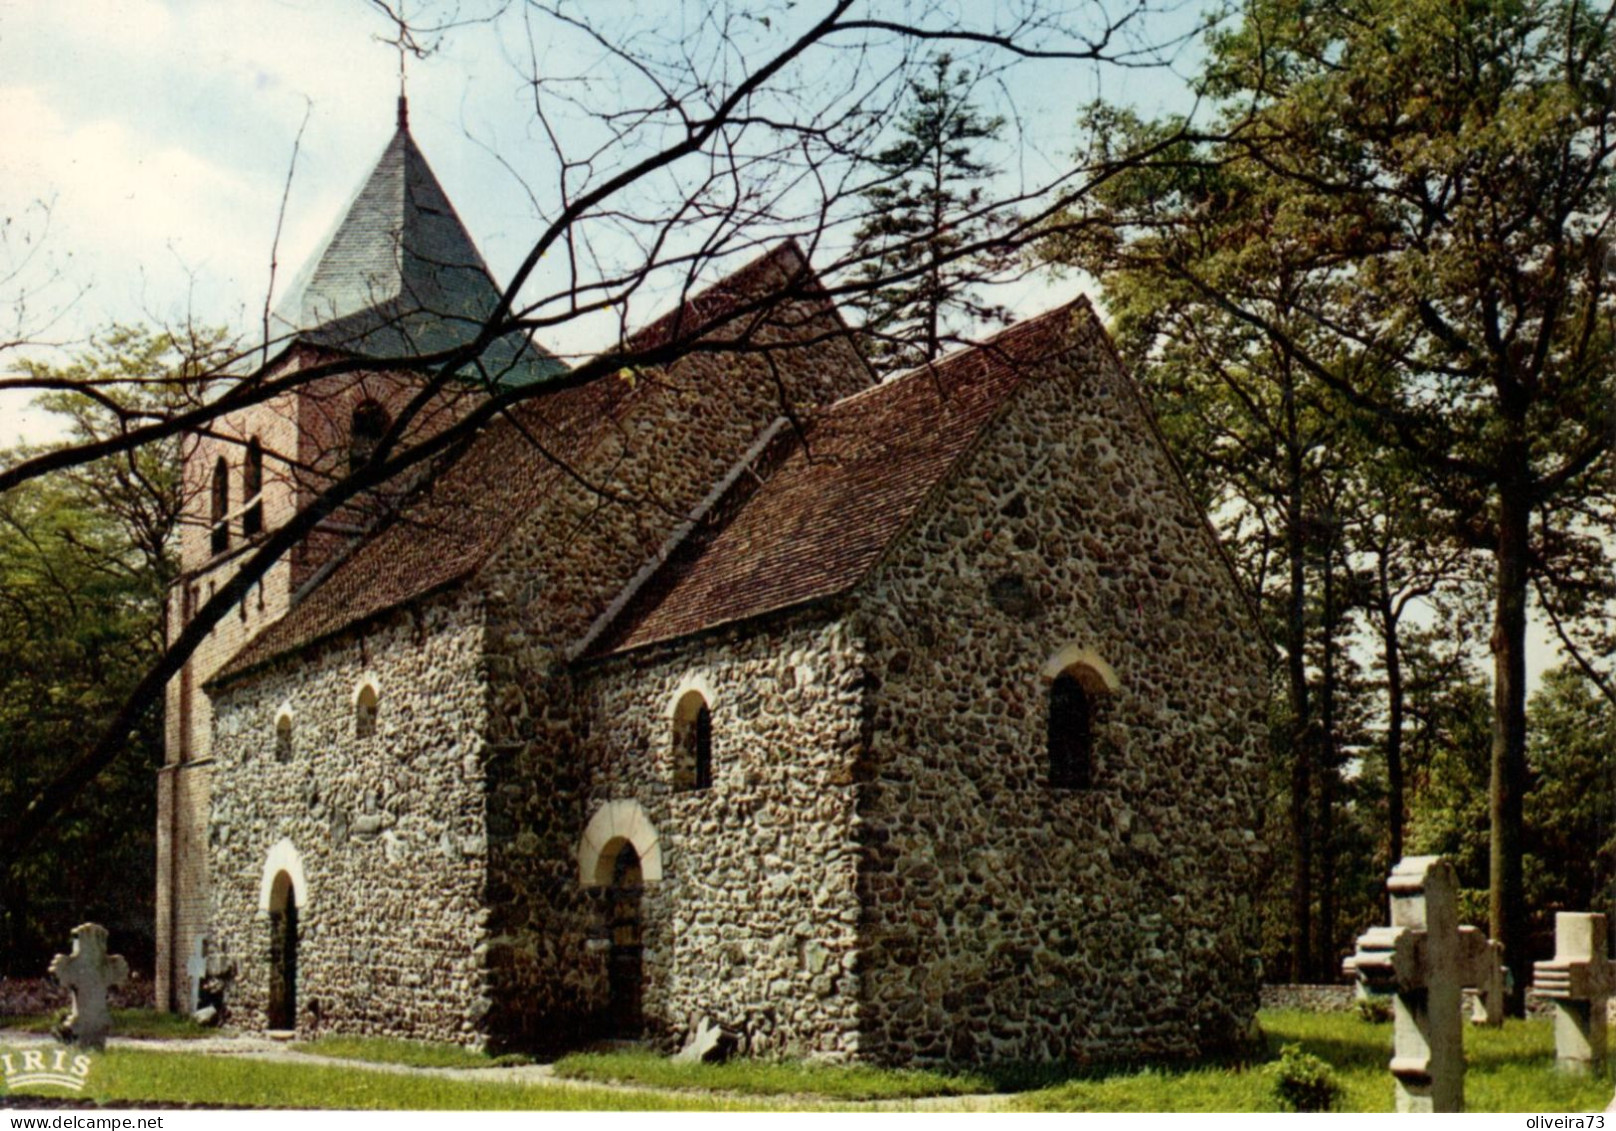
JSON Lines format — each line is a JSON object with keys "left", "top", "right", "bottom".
{"left": 185, "top": 936, "right": 208, "bottom": 1014}
{"left": 48, "top": 923, "right": 129, "bottom": 1051}
{"left": 1344, "top": 856, "right": 1499, "bottom": 1113}
{"left": 1533, "top": 912, "right": 1616, "bottom": 1074}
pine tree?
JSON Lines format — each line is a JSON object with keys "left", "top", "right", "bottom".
{"left": 851, "top": 54, "right": 1016, "bottom": 372}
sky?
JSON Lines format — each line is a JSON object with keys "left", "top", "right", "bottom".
{"left": 0, "top": 0, "right": 1573, "bottom": 685}
{"left": 0, "top": 1, "right": 1199, "bottom": 434}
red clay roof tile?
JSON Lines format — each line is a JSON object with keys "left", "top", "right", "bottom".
{"left": 590, "top": 300, "right": 1094, "bottom": 656}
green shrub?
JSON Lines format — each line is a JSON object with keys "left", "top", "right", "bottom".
{"left": 1356, "top": 995, "right": 1393, "bottom": 1024}
{"left": 1270, "top": 1043, "right": 1342, "bottom": 1112}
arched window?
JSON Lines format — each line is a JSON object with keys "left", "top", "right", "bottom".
{"left": 350, "top": 400, "right": 391, "bottom": 473}
{"left": 354, "top": 679, "right": 379, "bottom": 739}
{"left": 243, "top": 438, "right": 264, "bottom": 537}
{"left": 672, "top": 690, "right": 713, "bottom": 791}
{"left": 1048, "top": 672, "right": 1093, "bottom": 789}
{"left": 274, "top": 706, "right": 294, "bottom": 763}
{"left": 209, "top": 456, "right": 230, "bottom": 555}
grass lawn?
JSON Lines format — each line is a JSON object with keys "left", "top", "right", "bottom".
{"left": 553, "top": 1049, "right": 994, "bottom": 1100}
{"left": 1013, "top": 1011, "right": 1614, "bottom": 1112}
{"left": 0, "top": 1011, "right": 214, "bottom": 1041}
{"left": 8, "top": 1048, "right": 767, "bottom": 1111}
{"left": 3, "top": 1009, "right": 1609, "bottom": 1111}
{"left": 292, "top": 1036, "right": 533, "bottom": 1070}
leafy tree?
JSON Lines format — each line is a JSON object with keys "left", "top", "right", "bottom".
{"left": 850, "top": 52, "right": 1017, "bottom": 371}
{"left": 0, "top": 326, "right": 226, "bottom": 973}
{"left": 1057, "top": 0, "right": 1616, "bottom": 1005}
{"left": 1524, "top": 666, "right": 1615, "bottom": 932}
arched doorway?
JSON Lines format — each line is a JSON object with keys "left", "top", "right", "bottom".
{"left": 267, "top": 871, "right": 298, "bottom": 1031}
{"left": 606, "top": 842, "right": 643, "bottom": 1037}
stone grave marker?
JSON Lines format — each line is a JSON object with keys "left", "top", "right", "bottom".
{"left": 1344, "top": 855, "right": 1501, "bottom": 1113}
{"left": 1532, "top": 912, "right": 1616, "bottom": 1074}
{"left": 48, "top": 923, "right": 129, "bottom": 1051}
{"left": 1465, "top": 931, "right": 1506, "bottom": 1028}
{"left": 674, "top": 1016, "right": 736, "bottom": 1063}
{"left": 185, "top": 936, "right": 208, "bottom": 1014}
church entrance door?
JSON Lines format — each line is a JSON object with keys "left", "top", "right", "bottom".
{"left": 268, "top": 873, "right": 298, "bottom": 1030}
{"left": 607, "top": 843, "right": 643, "bottom": 1037}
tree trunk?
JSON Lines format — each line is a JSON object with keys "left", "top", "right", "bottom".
{"left": 1383, "top": 595, "right": 1406, "bottom": 866}
{"left": 1316, "top": 514, "right": 1339, "bottom": 977}
{"left": 1283, "top": 365, "right": 1313, "bottom": 983}
{"left": 1491, "top": 459, "right": 1531, "bottom": 1016}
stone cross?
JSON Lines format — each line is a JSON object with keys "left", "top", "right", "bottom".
{"left": 185, "top": 936, "right": 209, "bottom": 1014}
{"left": 1466, "top": 934, "right": 1507, "bottom": 1028}
{"left": 1344, "top": 856, "right": 1499, "bottom": 1113}
{"left": 1532, "top": 912, "right": 1616, "bottom": 1074}
{"left": 48, "top": 923, "right": 129, "bottom": 1051}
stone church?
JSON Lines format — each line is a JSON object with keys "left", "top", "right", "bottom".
{"left": 154, "top": 101, "right": 1269, "bottom": 1064}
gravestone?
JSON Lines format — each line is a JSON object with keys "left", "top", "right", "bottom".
{"left": 48, "top": 923, "right": 129, "bottom": 1051}
{"left": 674, "top": 1016, "right": 737, "bottom": 1064}
{"left": 1344, "top": 856, "right": 1500, "bottom": 1113}
{"left": 185, "top": 936, "right": 208, "bottom": 1014}
{"left": 1465, "top": 933, "right": 1506, "bottom": 1028}
{"left": 1532, "top": 912, "right": 1616, "bottom": 1074}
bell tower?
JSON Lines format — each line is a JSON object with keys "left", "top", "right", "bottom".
{"left": 153, "top": 101, "right": 560, "bottom": 1010}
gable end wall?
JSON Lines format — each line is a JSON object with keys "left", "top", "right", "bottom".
{"left": 851, "top": 313, "right": 1268, "bottom": 1065}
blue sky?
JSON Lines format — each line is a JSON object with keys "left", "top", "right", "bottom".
{"left": 1, "top": 0, "right": 1219, "bottom": 441}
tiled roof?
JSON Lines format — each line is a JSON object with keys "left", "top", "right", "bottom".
{"left": 217, "top": 372, "right": 632, "bottom": 683}
{"left": 589, "top": 301, "right": 1094, "bottom": 657}
{"left": 271, "top": 111, "right": 563, "bottom": 389}
{"left": 215, "top": 242, "right": 847, "bottom": 683}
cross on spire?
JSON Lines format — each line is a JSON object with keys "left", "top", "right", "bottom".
{"left": 396, "top": 1, "right": 409, "bottom": 131}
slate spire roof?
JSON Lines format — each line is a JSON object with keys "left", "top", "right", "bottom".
{"left": 271, "top": 99, "right": 561, "bottom": 387}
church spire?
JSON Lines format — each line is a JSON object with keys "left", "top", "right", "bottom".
{"left": 394, "top": 0, "right": 410, "bottom": 134}
{"left": 396, "top": 20, "right": 409, "bottom": 132}
{"left": 268, "top": 97, "right": 562, "bottom": 385}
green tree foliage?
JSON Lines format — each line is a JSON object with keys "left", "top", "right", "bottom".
{"left": 850, "top": 53, "right": 1017, "bottom": 371}
{"left": 1054, "top": 0, "right": 1616, "bottom": 1003}
{"left": 1411, "top": 663, "right": 1613, "bottom": 947}
{"left": 1523, "top": 666, "right": 1615, "bottom": 930}
{"left": 0, "top": 325, "right": 229, "bottom": 974}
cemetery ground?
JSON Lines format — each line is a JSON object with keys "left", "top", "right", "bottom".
{"left": 0, "top": 1011, "right": 1610, "bottom": 1111}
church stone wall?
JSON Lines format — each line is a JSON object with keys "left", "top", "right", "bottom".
{"left": 849, "top": 322, "right": 1268, "bottom": 1065}
{"left": 206, "top": 590, "right": 492, "bottom": 1043}
{"left": 470, "top": 290, "right": 871, "bottom": 1051}
{"left": 575, "top": 615, "right": 869, "bottom": 1058}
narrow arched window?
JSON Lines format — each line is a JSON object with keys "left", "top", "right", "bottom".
{"left": 350, "top": 400, "right": 391, "bottom": 473}
{"left": 275, "top": 710, "right": 293, "bottom": 763}
{"left": 1048, "top": 672, "right": 1093, "bottom": 789}
{"left": 694, "top": 703, "right": 713, "bottom": 789}
{"left": 243, "top": 438, "right": 264, "bottom": 537}
{"left": 672, "top": 691, "right": 713, "bottom": 791}
{"left": 210, "top": 455, "right": 230, "bottom": 555}
{"left": 355, "top": 681, "right": 379, "bottom": 739}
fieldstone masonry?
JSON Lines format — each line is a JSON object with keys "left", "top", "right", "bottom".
{"left": 173, "top": 125, "right": 1266, "bottom": 1066}
{"left": 1533, "top": 912, "right": 1616, "bottom": 1074}
{"left": 1345, "top": 856, "right": 1500, "bottom": 1113}
{"left": 48, "top": 924, "right": 129, "bottom": 1051}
